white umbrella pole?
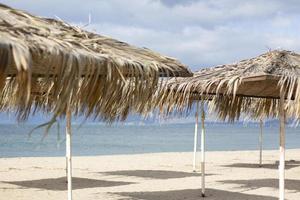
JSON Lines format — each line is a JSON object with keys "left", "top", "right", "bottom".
{"left": 193, "top": 101, "right": 199, "bottom": 172}
{"left": 279, "top": 94, "right": 285, "bottom": 200}
{"left": 259, "top": 119, "right": 263, "bottom": 167}
{"left": 200, "top": 100, "right": 206, "bottom": 197}
{"left": 66, "top": 106, "right": 72, "bottom": 200}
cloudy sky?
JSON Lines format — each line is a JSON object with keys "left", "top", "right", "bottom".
{"left": 3, "top": 0, "right": 300, "bottom": 70}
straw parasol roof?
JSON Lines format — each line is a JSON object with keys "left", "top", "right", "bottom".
{"left": 0, "top": 3, "right": 192, "bottom": 121}
{"left": 161, "top": 50, "right": 295, "bottom": 200}
{"left": 163, "top": 50, "right": 300, "bottom": 121}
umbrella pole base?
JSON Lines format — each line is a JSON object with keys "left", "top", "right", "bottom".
{"left": 201, "top": 193, "right": 205, "bottom": 197}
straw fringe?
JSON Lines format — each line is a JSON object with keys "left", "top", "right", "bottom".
{"left": 0, "top": 4, "right": 191, "bottom": 121}
{"left": 163, "top": 50, "right": 300, "bottom": 121}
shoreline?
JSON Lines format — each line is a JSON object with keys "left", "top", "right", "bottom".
{"left": 1, "top": 148, "right": 300, "bottom": 159}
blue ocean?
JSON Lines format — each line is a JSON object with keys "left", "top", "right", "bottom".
{"left": 1, "top": 121, "right": 300, "bottom": 157}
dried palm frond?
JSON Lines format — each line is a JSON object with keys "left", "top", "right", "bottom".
{"left": 0, "top": 4, "right": 192, "bottom": 121}
{"left": 163, "top": 50, "right": 300, "bottom": 121}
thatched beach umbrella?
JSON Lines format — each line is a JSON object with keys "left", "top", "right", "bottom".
{"left": 163, "top": 50, "right": 300, "bottom": 200}
{"left": 0, "top": 4, "right": 192, "bottom": 200}
{"left": 0, "top": 3, "right": 191, "bottom": 120}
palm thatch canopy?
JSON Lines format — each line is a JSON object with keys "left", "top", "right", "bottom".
{"left": 163, "top": 50, "right": 300, "bottom": 121}
{"left": 0, "top": 3, "right": 192, "bottom": 121}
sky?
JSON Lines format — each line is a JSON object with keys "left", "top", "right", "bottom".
{"left": 3, "top": 0, "right": 300, "bottom": 70}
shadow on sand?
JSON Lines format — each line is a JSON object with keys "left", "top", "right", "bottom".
{"left": 101, "top": 170, "right": 206, "bottom": 179}
{"left": 223, "top": 160, "right": 300, "bottom": 170}
{"left": 4, "top": 176, "right": 134, "bottom": 191}
{"left": 113, "top": 188, "right": 277, "bottom": 200}
{"left": 219, "top": 178, "right": 300, "bottom": 192}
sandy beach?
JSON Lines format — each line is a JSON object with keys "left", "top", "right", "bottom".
{"left": 0, "top": 149, "right": 299, "bottom": 200}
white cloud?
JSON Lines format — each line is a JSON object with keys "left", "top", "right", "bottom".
{"left": 2, "top": 0, "right": 300, "bottom": 70}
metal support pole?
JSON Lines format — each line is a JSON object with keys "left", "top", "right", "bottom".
{"left": 279, "top": 94, "right": 285, "bottom": 200}
{"left": 200, "top": 100, "right": 206, "bottom": 197}
{"left": 193, "top": 101, "right": 199, "bottom": 172}
{"left": 66, "top": 106, "right": 72, "bottom": 200}
{"left": 259, "top": 119, "right": 263, "bottom": 167}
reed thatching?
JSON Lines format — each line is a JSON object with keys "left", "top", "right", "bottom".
{"left": 163, "top": 50, "right": 300, "bottom": 121}
{"left": 0, "top": 4, "right": 192, "bottom": 121}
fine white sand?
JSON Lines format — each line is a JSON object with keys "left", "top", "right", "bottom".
{"left": 0, "top": 149, "right": 299, "bottom": 200}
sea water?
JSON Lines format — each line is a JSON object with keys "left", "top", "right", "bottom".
{"left": 0, "top": 122, "right": 300, "bottom": 157}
